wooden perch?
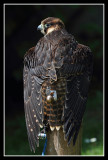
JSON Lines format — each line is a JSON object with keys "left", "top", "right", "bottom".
{"left": 46, "top": 124, "right": 82, "bottom": 155}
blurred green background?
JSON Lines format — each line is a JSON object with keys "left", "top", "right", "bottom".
{"left": 5, "top": 4, "right": 104, "bottom": 156}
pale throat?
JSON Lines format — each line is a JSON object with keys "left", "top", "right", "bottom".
{"left": 46, "top": 25, "right": 60, "bottom": 34}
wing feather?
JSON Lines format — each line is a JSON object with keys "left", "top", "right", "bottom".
{"left": 62, "top": 44, "right": 93, "bottom": 145}
{"left": 23, "top": 40, "right": 51, "bottom": 152}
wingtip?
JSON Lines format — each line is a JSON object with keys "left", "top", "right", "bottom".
{"left": 50, "top": 126, "right": 55, "bottom": 131}
{"left": 56, "top": 126, "right": 61, "bottom": 131}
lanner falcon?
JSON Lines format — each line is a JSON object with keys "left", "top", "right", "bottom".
{"left": 23, "top": 17, "right": 93, "bottom": 152}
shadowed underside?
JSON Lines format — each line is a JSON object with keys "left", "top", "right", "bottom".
{"left": 23, "top": 17, "right": 93, "bottom": 152}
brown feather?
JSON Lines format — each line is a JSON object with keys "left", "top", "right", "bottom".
{"left": 23, "top": 17, "right": 93, "bottom": 152}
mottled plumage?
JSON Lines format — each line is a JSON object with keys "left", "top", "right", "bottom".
{"left": 23, "top": 17, "right": 93, "bottom": 152}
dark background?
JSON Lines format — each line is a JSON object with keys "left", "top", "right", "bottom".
{"left": 5, "top": 4, "right": 103, "bottom": 155}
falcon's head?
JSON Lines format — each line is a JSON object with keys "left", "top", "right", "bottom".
{"left": 37, "top": 17, "right": 65, "bottom": 35}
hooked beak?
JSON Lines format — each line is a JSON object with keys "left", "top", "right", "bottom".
{"left": 37, "top": 24, "right": 42, "bottom": 31}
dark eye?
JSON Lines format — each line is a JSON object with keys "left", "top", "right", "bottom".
{"left": 45, "top": 23, "right": 51, "bottom": 28}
